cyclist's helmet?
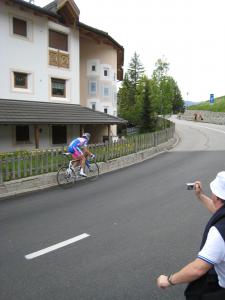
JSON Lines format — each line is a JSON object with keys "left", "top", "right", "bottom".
{"left": 82, "top": 132, "right": 91, "bottom": 141}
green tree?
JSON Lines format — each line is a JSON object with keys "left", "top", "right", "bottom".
{"left": 152, "top": 58, "right": 169, "bottom": 83}
{"left": 128, "top": 52, "right": 145, "bottom": 90}
{"left": 152, "top": 58, "right": 170, "bottom": 115}
{"left": 168, "top": 77, "right": 184, "bottom": 113}
{"left": 151, "top": 58, "right": 184, "bottom": 115}
{"left": 136, "top": 76, "right": 156, "bottom": 132}
{"left": 118, "top": 52, "right": 145, "bottom": 124}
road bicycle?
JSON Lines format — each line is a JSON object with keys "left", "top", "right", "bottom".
{"left": 57, "top": 153, "right": 99, "bottom": 187}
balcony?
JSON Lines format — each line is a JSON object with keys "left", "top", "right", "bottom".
{"left": 49, "top": 49, "right": 69, "bottom": 69}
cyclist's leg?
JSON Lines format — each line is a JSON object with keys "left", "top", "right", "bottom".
{"left": 71, "top": 148, "right": 82, "bottom": 169}
{"left": 79, "top": 153, "right": 87, "bottom": 176}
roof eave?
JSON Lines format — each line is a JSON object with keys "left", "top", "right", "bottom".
{"left": 78, "top": 22, "right": 124, "bottom": 80}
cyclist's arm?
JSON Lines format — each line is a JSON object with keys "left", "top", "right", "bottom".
{"left": 83, "top": 147, "right": 93, "bottom": 157}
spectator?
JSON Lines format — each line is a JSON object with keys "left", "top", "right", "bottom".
{"left": 157, "top": 171, "right": 225, "bottom": 299}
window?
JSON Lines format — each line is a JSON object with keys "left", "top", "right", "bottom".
{"left": 51, "top": 78, "right": 66, "bottom": 97}
{"left": 14, "top": 72, "right": 28, "bottom": 89}
{"left": 16, "top": 125, "right": 29, "bottom": 142}
{"left": 104, "top": 108, "right": 108, "bottom": 114}
{"left": 104, "top": 68, "right": 109, "bottom": 77}
{"left": 91, "top": 103, "right": 96, "bottom": 110}
{"left": 13, "top": 17, "right": 27, "bottom": 37}
{"left": 91, "top": 65, "right": 96, "bottom": 72}
{"left": 49, "top": 30, "right": 68, "bottom": 51}
{"left": 89, "top": 81, "right": 97, "bottom": 95}
{"left": 103, "top": 136, "right": 109, "bottom": 143}
{"left": 52, "top": 125, "right": 67, "bottom": 144}
{"left": 103, "top": 86, "right": 110, "bottom": 97}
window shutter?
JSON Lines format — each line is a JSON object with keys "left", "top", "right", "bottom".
{"left": 13, "top": 17, "right": 27, "bottom": 37}
{"left": 49, "top": 30, "right": 68, "bottom": 51}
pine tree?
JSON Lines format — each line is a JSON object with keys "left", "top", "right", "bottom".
{"left": 138, "top": 77, "right": 156, "bottom": 132}
{"left": 118, "top": 52, "right": 145, "bottom": 124}
{"left": 128, "top": 52, "right": 145, "bottom": 90}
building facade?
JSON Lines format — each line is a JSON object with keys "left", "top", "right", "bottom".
{"left": 0, "top": 0, "right": 125, "bottom": 151}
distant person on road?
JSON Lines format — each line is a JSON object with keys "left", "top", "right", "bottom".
{"left": 157, "top": 171, "right": 225, "bottom": 299}
{"left": 67, "top": 133, "right": 94, "bottom": 177}
{"left": 199, "top": 113, "right": 204, "bottom": 121}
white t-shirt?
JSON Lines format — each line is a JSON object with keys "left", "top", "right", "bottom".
{"left": 198, "top": 226, "right": 225, "bottom": 288}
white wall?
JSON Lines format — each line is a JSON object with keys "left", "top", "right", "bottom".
{"left": 0, "top": 125, "right": 35, "bottom": 152}
{"left": 80, "top": 36, "right": 118, "bottom": 116}
{"left": 0, "top": 2, "right": 80, "bottom": 104}
{"left": 0, "top": 124, "right": 81, "bottom": 152}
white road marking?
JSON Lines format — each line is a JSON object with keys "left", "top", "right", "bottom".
{"left": 25, "top": 233, "right": 90, "bottom": 260}
{"left": 193, "top": 124, "right": 225, "bottom": 134}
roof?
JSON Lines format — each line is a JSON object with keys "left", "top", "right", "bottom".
{"left": 78, "top": 22, "right": 123, "bottom": 50}
{"left": 0, "top": 99, "right": 127, "bottom": 125}
{"left": 9, "top": 0, "right": 61, "bottom": 20}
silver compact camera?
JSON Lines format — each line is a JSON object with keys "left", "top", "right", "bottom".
{"left": 186, "top": 183, "right": 195, "bottom": 190}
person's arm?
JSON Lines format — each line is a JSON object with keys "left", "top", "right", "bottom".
{"left": 194, "top": 181, "right": 216, "bottom": 213}
{"left": 83, "top": 147, "right": 93, "bottom": 157}
{"left": 157, "top": 258, "right": 212, "bottom": 289}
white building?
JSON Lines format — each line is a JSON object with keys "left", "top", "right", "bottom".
{"left": 0, "top": 0, "right": 125, "bottom": 151}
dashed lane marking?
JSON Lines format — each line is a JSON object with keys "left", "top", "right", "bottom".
{"left": 25, "top": 233, "right": 90, "bottom": 260}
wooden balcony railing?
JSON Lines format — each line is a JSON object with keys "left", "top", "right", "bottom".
{"left": 49, "top": 49, "right": 69, "bottom": 69}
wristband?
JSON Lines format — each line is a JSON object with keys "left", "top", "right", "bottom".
{"left": 167, "top": 274, "right": 175, "bottom": 286}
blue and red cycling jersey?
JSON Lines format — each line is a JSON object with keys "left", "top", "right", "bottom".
{"left": 67, "top": 137, "right": 88, "bottom": 155}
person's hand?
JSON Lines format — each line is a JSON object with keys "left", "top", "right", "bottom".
{"left": 157, "top": 275, "right": 171, "bottom": 289}
{"left": 194, "top": 181, "right": 203, "bottom": 198}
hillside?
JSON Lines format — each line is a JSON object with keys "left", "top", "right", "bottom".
{"left": 188, "top": 96, "right": 225, "bottom": 112}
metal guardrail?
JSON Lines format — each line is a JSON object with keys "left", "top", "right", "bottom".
{"left": 0, "top": 124, "right": 175, "bottom": 184}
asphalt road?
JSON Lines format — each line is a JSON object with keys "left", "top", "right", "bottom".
{"left": 1, "top": 117, "right": 225, "bottom": 300}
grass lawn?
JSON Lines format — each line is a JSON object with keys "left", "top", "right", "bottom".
{"left": 188, "top": 96, "right": 225, "bottom": 112}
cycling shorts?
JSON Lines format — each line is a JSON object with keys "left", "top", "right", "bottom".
{"left": 69, "top": 147, "right": 83, "bottom": 159}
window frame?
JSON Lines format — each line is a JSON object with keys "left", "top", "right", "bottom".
{"left": 103, "top": 86, "right": 110, "bottom": 97}
{"left": 12, "top": 17, "right": 27, "bottom": 37}
{"left": 51, "top": 78, "right": 66, "bottom": 98}
{"left": 91, "top": 102, "right": 96, "bottom": 110}
{"left": 14, "top": 72, "right": 28, "bottom": 89}
{"left": 89, "top": 80, "right": 97, "bottom": 95}
{"left": 10, "top": 14, "right": 33, "bottom": 42}
{"left": 15, "top": 125, "right": 30, "bottom": 143}
{"left": 103, "top": 68, "right": 109, "bottom": 77}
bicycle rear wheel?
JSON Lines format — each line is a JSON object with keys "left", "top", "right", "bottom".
{"left": 57, "top": 166, "right": 75, "bottom": 187}
{"left": 85, "top": 162, "right": 99, "bottom": 181}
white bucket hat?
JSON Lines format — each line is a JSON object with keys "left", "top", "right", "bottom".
{"left": 210, "top": 171, "right": 225, "bottom": 200}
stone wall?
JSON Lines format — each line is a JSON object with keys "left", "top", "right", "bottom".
{"left": 182, "top": 110, "right": 225, "bottom": 125}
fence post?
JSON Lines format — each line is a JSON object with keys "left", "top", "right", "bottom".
{"left": 12, "top": 156, "right": 16, "bottom": 180}
{"left": 17, "top": 154, "right": 21, "bottom": 179}
{"left": 0, "top": 160, "right": 3, "bottom": 184}
{"left": 29, "top": 153, "right": 33, "bottom": 176}
{"left": 154, "top": 132, "right": 157, "bottom": 147}
{"left": 135, "top": 135, "right": 138, "bottom": 153}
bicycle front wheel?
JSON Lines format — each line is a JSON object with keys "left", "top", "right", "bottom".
{"left": 85, "top": 162, "right": 99, "bottom": 181}
{"left": 57, "top": 166, "right": 75, "bottom": 187}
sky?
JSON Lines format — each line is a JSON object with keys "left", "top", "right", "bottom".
{"left": 33, "top": 0, "right": 225, "bottom": 102}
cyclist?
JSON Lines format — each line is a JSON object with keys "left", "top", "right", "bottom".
{"left": 67, "top": 133, "right": 95, "bottom": 177}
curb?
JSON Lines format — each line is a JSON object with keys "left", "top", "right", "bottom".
{"left": 0, "top": 136, "right": 177, "bottom": 200}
